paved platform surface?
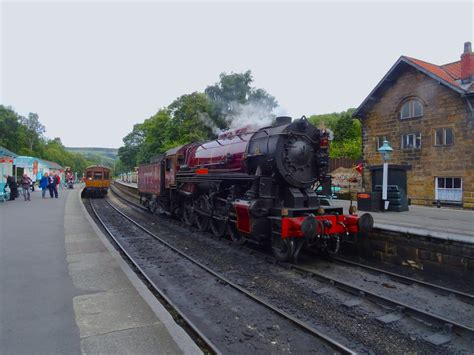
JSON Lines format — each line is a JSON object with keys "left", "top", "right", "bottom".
{"left": 117, "top": 181, "right": 473, "bottom": 242}
{"left": 329, "top": 199, "right": 474, "bottom": 242}
{"left": 1, "top": 187, "right": 201, "bottom": 354}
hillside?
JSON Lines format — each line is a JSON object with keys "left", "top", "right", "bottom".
{"left": 66, "top": 147, "right": 118, "bottom": 167}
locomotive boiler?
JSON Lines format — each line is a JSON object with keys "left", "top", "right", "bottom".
{"left": 137, "top": 116, "right": 373, "bottom": 261}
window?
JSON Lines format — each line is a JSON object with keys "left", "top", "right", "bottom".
{"left": 401, "top": 133, "right": 421, "bottom": 149}
{"left": 86, "top": 171, "right": 92, "bottom": 179}
{"left": 94, "top": 172, "right": 102, "bottom": 180}
{"left": 165, "top": 158, "right": 172, "bottom": 172}
{"left": 400, "top": 99, "right": 424, "bottom": 119}
{"left": 436, "top": 177, "right": 462, "bottom": 202}
{"left": 434, "top": 127, "right": 454, "bottom": 146}
{"left": 376, "top": 136, "right": 387, "bottom": 150}
{"left": 104, "top": 171, "right": 109, "bottom": 179}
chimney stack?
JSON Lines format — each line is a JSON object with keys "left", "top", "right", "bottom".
{"left": 461, "top": 41, "right": 474, "bottom": 83}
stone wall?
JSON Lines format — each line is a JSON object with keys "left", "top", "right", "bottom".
{"left": 361, "top": 66, "right": 474, "bottom": 209}
{"left": 341, "top": 228, "right": 474, "bottom": 282}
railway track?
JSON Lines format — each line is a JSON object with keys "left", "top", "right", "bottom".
{"left": 110, "top": 182, "right": 474, "bottom": 351}
{"left": 88, "top": 195, "right": 356, "bottom": 354}
{"left": 330, "top": 256, "right": 474, "bottom": 304}
{"left": 113, "top": 181, "right": 474, "bottom": 303}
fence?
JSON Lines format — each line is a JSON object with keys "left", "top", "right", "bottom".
{"left": 329, "top": 158, "right": 356, "bottom": 172}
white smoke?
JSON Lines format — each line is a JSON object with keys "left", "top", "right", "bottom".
{"left": 226, "top": 101, "right": 278, "bottom": 131}
{"left": 197, "top": 100, "right": 287, "bottom": 136}
{"left": 198, "top": 112, "right": 222, "bottom": 135}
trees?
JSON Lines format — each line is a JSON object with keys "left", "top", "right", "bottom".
{"left": 20, "top": 112, "right": 45, "bottom": 152}
{"left": 309, "top": 109, "right": 362, "bottom": 160}
{"left": 0, "top": 106, "right": 27, "bottom": 153}
{"left": 0, "top": 105, "right": 99, "bottom": 173}
{"left": 205, "top": 70, "right": 277, "bottom": 126}
{"left": 116, "top": 71, "right": 279, "bottom": 171}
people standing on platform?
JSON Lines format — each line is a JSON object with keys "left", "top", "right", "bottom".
{"left": 40, "top": 173, "right": 49, "bottom": 199}
{"left": 48, "top": 173, "right": 59, "bottom": 198}
{"left": 20, "top": 174, "right": 32, "bottom": 201}
{"left": 57, "top": 174, "right": 62, "bottom": 190}
{"left": 5, "top": 175, "right": 18, "bottom": 201}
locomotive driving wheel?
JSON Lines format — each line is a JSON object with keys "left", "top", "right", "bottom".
{"left": 194, "top": 195, "right": 210, "bottom": 232}
{"left": 227, "top": 221, "right": 246, "bottom": 245}
{"left": 209, "top": 198, "right": 228, "bottom": 237}
{"left": 272, "top": 235, "right": 296, "bottom": 262}
{"left": 210, "top": 217, "right": 227, "bottom": 237}
{"left": 182, "top": 197, "right": 195, "bottom": 226}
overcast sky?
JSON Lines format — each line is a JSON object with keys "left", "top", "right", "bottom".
{"left": 1, "top": 1, "right": 473, "bottom": 148}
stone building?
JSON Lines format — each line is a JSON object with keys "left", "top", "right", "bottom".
{"left": 354, "top": 42, "right": 474, "bottom": 209}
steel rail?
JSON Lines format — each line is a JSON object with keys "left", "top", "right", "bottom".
{"left": 111, "top": 184, "right": 474, "bottom": 339}
{"left": 330, "top": 256, "right": 474, "bottom": 304}
{"left": 88, "top": 198, "right": 222, "bottom": 355}
{"left": 100, "top": 192, "right": 356, "bottom": 355}
{"left": 285, "top": 262, "right": 474, "bottom": 338}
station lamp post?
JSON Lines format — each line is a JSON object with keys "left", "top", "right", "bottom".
{"left": 378, "top": 140, "right": 393, "bottom": 211}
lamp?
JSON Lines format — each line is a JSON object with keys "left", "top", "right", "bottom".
{"left": 378, "top": 140, "right": 393, "bottom": 210}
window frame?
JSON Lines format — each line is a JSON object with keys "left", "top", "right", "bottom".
{"left": 401, "top": 132, "right": 421, "bottom": 150}
{"left": 375, "top": 136, "right": 387, "bottom": 150}
{"left": 434, "top": 127, "right": 454, "bottom": 146}
{"left": 399, "top": 98, "right": 424, "bottom": 120}
{"left": 435, "top": 177, "right": 463, "bottom": 201}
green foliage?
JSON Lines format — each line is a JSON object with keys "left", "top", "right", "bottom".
{"left": 117, "top": 70, "right": 279, "bottom": 170}
{"left": 205, "top": 70, "right": 277, "bottom": 121}
{"left": 0, "top": 106, "right": 28, "bottom": 152}
{"left": 308, "top": 108, "right": 362, "bottom": 159}
{"left": 20, "top": 112, "right": 45, "bottom": 151}
{"left": 0, "top": 105, "right": 103, "bottom": 173}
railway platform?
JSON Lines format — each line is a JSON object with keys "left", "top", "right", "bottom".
{"left": 330, "top": 199, "right": 474, "bottom": 242}
{"left": 0, "top": 187, "right": 201, "bottom": 354}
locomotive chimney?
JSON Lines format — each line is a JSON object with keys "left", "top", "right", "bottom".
{"left": 274, "top": 116, "right": 292, "bottom": 127}
{"left": 461, "top": 41, "right": 474, "bottom": 83}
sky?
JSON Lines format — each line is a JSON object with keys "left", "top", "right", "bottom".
{"left": 1, "top": 1, "right": 473, "bottom": 148}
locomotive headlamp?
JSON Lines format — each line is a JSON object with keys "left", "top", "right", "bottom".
{"left": 281, "top": 208, "right": 288, "bottom": 217}
{"left": 317, "top": 207, "right": 325, "bottom": 215}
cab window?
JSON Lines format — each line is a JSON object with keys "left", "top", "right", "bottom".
{"left": 166, "top": 158, "right": 172, "bottom": 172}
{"left": 94, "top": 171, "right": 103, "bottom": 180}
{"left": 86, "top": 171, "right": 92, "bottom": 179}
{"left": 104, "top": 171, "right": 109, "bottom": 179}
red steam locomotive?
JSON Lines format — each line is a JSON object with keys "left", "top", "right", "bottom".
{"left": 137, "top": 116, "right": 373, "bottom": 261}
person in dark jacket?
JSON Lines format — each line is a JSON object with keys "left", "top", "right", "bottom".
{"left": 6, "top": 175, "right": 18, "bottom": 201}
{"left": 48, "top": 174, "right": 58, "bottom": 198}
{"left": 39, "top": 173, "right": 49, "bottom": 199}
{"left": 20, "top": 174, "right": 32, "bottom": 201}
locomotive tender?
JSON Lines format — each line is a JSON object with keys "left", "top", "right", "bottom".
{"left": 137, "top": 116, "right": 373, "bottom": 261}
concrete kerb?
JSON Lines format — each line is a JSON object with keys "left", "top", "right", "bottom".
{"left": 374, "top": 223, "right": 474, "bottom": 244}
{"left": 77, "top": 188, "right": 202, "bottom": 355}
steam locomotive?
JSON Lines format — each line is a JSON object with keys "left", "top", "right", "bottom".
{"left": 137, "top": 116, "right": 373, "bottom": 261}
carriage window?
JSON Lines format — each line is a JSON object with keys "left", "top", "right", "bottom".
{"left": 166, "top": 158, "right": 172, "bottom": 171}
{"left": 94, "top": 172, "right": 103, "bottom": 179}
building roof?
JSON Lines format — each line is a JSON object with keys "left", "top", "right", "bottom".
{"left": 354, "top": 55, "right": 473, "bottom": 118}
{"left": 0, "top": 146, "right": 17, "bottom": 158}
{"left": 41, "top": 159, "right": 64, "bottom": 170}
{"left": 13, "top": 156, "right": 64, "bottom": 170}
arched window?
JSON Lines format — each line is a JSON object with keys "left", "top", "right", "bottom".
{"left": 399, "top": 99, "right": 423, "bottom": 119}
